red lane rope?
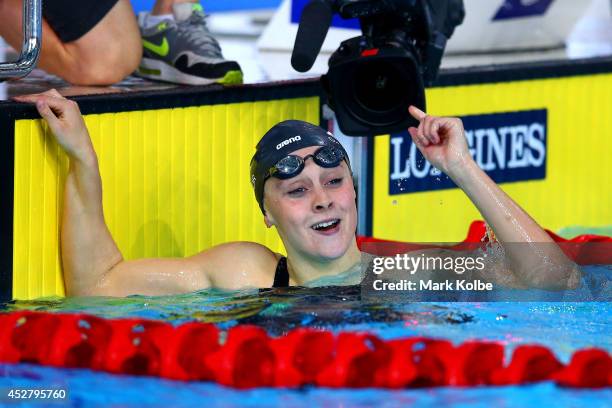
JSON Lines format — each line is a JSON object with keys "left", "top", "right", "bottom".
{"left": 1, "top": 311, "right": 610, "bottom": 389}
{"left": 356, "top": 221, "right": 612, "bottom": 265}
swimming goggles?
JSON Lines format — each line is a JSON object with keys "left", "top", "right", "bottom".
{"left": 267, "top": 145, "right": 347, "bottom": 180}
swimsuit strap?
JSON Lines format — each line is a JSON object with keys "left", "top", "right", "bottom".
{"left": 272, "top": 256, "right": 290, "bottom": 288}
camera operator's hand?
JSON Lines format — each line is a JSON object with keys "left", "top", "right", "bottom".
{"left": 13, "top": 89, "right": 96, "bottom": 164}
{"left": 407, "top": 106, "right": 472, "bottom": 178}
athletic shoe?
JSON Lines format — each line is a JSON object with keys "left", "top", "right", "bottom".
{"left": 136, "top": 3, "right": 243, "bottom": 85}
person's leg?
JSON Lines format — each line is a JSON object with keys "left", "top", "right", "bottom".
{"left": 0, "top": 0, "right": 141, "bottom": 85}
{"left": 136, "top": 1, "right": 243, "bottom": 85}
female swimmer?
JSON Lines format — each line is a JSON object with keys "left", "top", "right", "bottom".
{"left": 14, "top": 89, "right": 579, "bottom": 296}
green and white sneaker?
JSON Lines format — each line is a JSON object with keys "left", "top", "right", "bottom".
{"left": 136, "top": 3, "right": 243, "bottom": 85}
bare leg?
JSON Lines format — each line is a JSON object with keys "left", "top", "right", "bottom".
{"left": 151, "top": 0, "right": 197, "bottom": 15}
{"left": 0, "top": 0, "right": 142, "bottom": 85}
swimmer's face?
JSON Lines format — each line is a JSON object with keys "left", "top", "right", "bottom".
{"left": 263, "top": 146, "right": 357, "bottom": 260}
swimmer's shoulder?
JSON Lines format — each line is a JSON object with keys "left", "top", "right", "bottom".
{"left": 190, "top": 241, "right": 280, "bottom": 289}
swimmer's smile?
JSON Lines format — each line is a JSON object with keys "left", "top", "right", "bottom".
{"left": 311, "top": 218, "right": 341, "bottom": 235}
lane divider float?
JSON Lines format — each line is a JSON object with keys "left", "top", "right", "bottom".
{"left": 356, "top": 221, "right": 612, "bottom": 265}
{"left": 0, "top": 310, "right": 610, "bottom": 389}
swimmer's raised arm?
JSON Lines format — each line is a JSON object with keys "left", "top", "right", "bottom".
{"left": 407, "top": 106, "right": 579, "bottom": 289}
{"left": 14, "top": 90, "right": 276, "bottom": 296}
{"left": 14, "top": 89, "right": 124, "bottom": 295}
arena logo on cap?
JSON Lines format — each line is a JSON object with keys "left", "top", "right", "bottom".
{"left": 276, "top": 135, "right": 302, "bottom": 150}
{"left": 389, "top": 109, "right": 547, "bottom": 195}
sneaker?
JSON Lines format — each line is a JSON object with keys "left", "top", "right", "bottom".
{"left": 136, "top": 3, "right": 243, "bottom": 85}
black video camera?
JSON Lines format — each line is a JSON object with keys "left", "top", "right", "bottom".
{"left": 291, "top": 0, "right": 464, "bottom": 136}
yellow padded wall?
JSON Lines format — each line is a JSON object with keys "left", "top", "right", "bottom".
{"left": 373, "top": 74, "right": 612, "bottom": 242}
{"left": 13, "top": 97, "right": 320, "bottom": 299}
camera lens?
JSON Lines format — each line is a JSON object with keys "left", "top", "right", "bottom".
{"left": 352, "top": 61, "right": 407, "bottom": 114}
{"left": 325, "top": 38, "right": 426, "bottom": 134}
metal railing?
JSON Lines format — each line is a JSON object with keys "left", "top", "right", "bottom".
{"left": 0, "top": 0, "right": 42, "bottom": 80}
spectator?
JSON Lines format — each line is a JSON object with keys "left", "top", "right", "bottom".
{"left": 0, "top": 0, "right": 242, "bottom": 85}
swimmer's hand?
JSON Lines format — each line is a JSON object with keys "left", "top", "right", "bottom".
{"left": 13, "top": 89, "right": 95, "bottom": 163}
{"left": 407, "top": 106, "right": 472, "bottom": 178}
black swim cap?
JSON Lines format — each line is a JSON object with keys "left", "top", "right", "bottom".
{"left": 250, "top": 120, "right": 351, "bottom": 214}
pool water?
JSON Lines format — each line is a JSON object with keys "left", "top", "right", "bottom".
{"left": 1, "top": 265, "right": 611, "bottom": 407}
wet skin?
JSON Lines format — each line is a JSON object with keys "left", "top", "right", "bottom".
{"left": 264, "top": 147, "right": 358, "bottom": 260}
{"left": 262, "top": 147, "right": 362, "bottom": 285}
{"left": 12, "top": 90, "right": 580, "bottom": 296}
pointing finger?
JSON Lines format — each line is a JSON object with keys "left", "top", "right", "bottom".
{"left": 408, "top": 105, "right": 427, "bottom": 122}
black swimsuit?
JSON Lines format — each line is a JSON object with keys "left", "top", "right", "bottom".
{"left": 271, "top": 255, "right": 371, "bottom": 288}
{"left": 272, "top": 256, "right": 290, "bottom": 288}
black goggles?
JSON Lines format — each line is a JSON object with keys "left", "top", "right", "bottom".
{"left": 267, "top": 145, "right": 346, "bottom": 180}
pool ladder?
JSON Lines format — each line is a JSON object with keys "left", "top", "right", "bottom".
{"left": 0, "top": 0, "right": 42, "bottom": 81}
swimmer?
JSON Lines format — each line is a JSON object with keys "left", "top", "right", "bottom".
{"left": 13, "top": 89, "right": 581, "bottom": 296}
